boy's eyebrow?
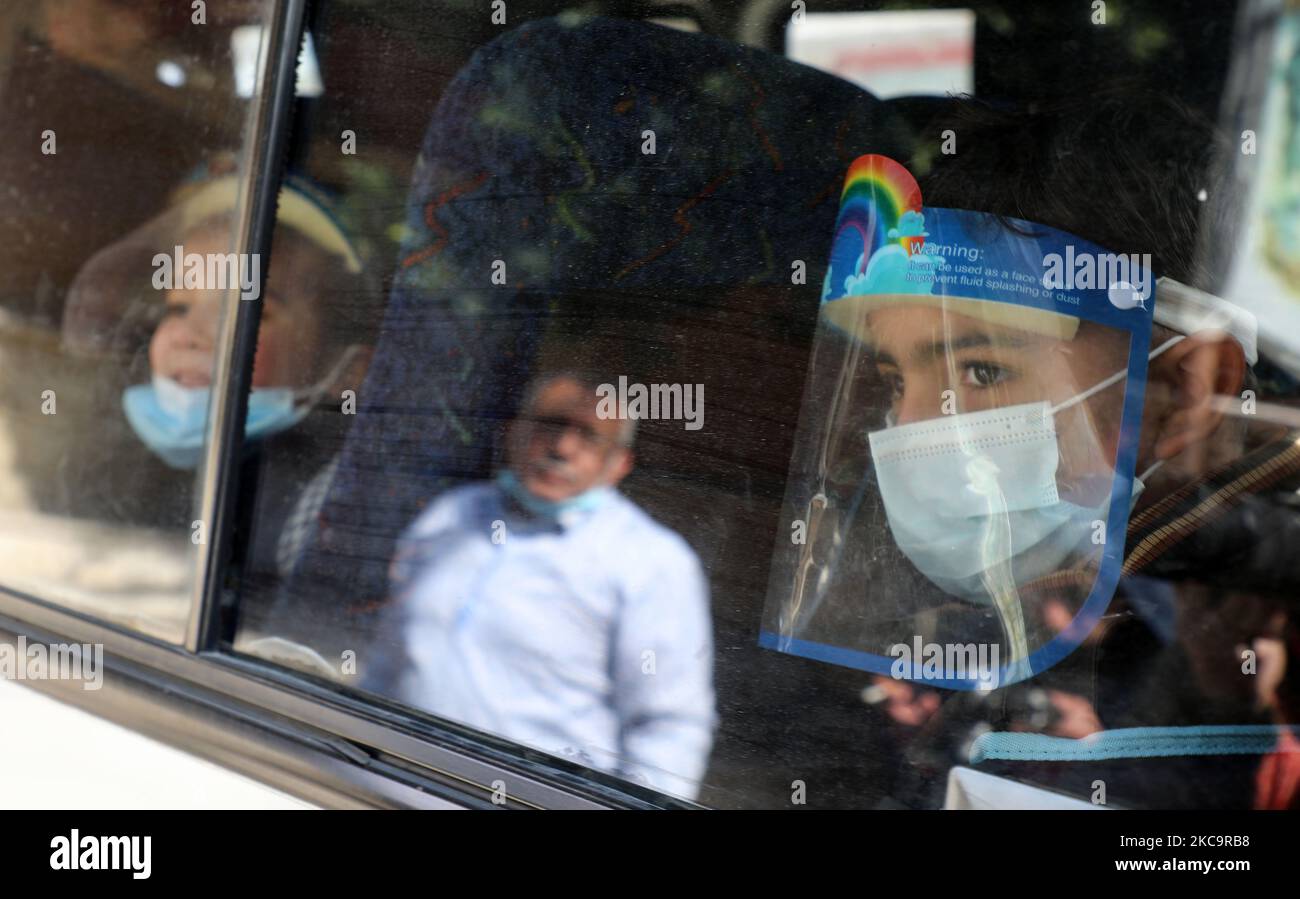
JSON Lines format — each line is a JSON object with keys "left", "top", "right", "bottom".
{"left": 873, "top": 333, "right": 1032, "bottom": 367}
{"left": 913, "top": 333, "right": 1029, "bottom": 363}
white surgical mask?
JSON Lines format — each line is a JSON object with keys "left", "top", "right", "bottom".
{"left": 867, "top": 335, "right": 1183, "bottom": 657}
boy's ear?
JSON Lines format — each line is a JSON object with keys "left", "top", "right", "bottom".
{"left": 1150, "top": 333, "right": 1247, "bottom": 464}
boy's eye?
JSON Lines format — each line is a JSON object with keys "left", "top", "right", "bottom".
{"left": 961, "top": 361, "right": 1011, "bottom": 387}
{"left": 877, "top": 369, "right": 904, "bottom": 400}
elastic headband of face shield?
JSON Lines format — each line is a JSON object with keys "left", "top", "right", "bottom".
{"left": 62, "top": 174, "right": 364, "bottom": 355}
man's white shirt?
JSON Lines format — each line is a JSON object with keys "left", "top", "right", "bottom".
{"left": 385, "top": 482, "right": 715, "bottom": 799}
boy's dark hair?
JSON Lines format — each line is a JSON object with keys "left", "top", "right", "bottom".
{"left": 919, "top": 85, "right": 1238, "bottom": 293}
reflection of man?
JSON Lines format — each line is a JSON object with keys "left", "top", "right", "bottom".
{"left": 384, "top": 372, "right": 715, "bottom": 799}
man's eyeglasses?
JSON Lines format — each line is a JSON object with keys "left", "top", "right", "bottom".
{"left": 521, "top": 414, "right": 622, "bottom": 451}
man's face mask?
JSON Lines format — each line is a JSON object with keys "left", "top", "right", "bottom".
{"left": 495, "top": 468, "right": 613, "bottom": 520}
{"left": 759, "top": 155, "right": 1162, "bottom": 689}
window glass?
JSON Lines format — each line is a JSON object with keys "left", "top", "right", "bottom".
{"left": 227, "top": 0, "right": 1300, "bottom": 809}
{"left": 0, "top": 1, "right": 272, "bottom": 641}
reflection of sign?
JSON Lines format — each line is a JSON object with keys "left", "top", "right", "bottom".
{"left": 231, "top": 26, "right": 323, "bottom": 99}
{"left": 1223, "top": 11, "right": 1300, "bottom": 376}
{"left": 786, "top": 10, "right": 975, "bottom": 100}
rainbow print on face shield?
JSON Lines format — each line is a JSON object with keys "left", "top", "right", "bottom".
{"left": 759, "top": 154, "right": 1156, "bottom": 690}
{"left": 819, "top": 154, "right": 947, "bottom": 302}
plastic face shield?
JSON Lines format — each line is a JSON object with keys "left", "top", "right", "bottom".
{"left": 759, "top": 155, "right": 1155, "bottom": 689}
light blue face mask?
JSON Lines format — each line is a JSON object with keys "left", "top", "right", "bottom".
{"left": 123, "top": 376, "right": 309, "bottom": 469}
{"left": 496, "top": 469, "right": 612, "bottom": 520}
{"left": 122, "top": 348, "right": 360, "bottom": 470}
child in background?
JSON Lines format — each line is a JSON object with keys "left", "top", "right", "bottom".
{"left": 120, "top": 174, "right": 369, "bottom": 470}
{"left": 66, "top": 171, "right": 373, "bottom": 583}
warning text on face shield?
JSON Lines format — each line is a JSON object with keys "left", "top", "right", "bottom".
{"left": 931, "top": 260, "right": 1050, "bottom": 302}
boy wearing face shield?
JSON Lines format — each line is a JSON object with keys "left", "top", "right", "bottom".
{"left": 121, "top": 174, "right": 370, "bottom": 472}
{"left": 771, "top": 155, "right": 1194, "bottom": 678}
{"left": 764, "top": 90, "right": 1300, "bottom": 807}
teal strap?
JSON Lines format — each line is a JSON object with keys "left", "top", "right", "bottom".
{"left": 970, "top": 725, "right": 1300, "bottom": 764}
